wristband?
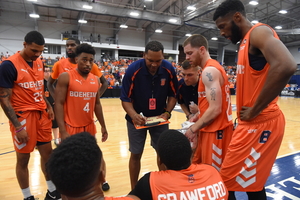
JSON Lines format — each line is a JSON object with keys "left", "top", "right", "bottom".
{"left": 164, "top": 111, "right": 171, "bottom": 119}
{"left": 15, "top": 126, "right": 24, "bottom": 133}
{"left": 186, "top": 113, "right": 192, "bottom": 120}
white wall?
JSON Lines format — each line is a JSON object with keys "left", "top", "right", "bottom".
{"left": 1, "top": 10, "right": 299, "bottom": 64}
{"left": 288, "top": 46, "right": 300, "bottom": 64}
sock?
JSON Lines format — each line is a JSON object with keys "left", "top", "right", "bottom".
{"left": 46, "top": 180, "right": 56, "bottom": 192}
{"left": 21, "top": 187, "right": 32, "bottom": 198}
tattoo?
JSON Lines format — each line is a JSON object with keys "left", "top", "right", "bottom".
{"left": 0, "top": 90, "right": 9, "bottom": 98}
{"left": 0, "top": 88, "right": 21, "bottom": 128}
{"left": 206, "top": 72, "right": 213, "bottom": 81}
{"left": 210, "top": 88, "right": 216, "bottom": 100}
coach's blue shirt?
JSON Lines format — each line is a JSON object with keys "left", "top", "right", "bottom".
{"left": 120, "top": 59, "right": 178, "bottom": 123}
{"left": 177, "top": 78, "right": 199, "bottom": 112}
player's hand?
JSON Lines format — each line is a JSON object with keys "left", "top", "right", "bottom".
{"left": 60, "top": 130, "right": 70, "bottom": 141}
{"left": 132, "top": 113, "right": 146, "bottom": 125}
{"left": 101, "top": 127, "right": 108, "bottom": 142}
{"left": 16, "top": 129, "right": 29, "bottom": 143}
{"left": 189, "top": 104, "right": 199, "bottom": 114}
{"left": 47, "top": 107, "right": 55, "bottom": 120}
{"left": 240, "top": 106, "right": 260, "bottom": 121}
{"left": 185, "top": 126, "right": 197, "bottom": 142}
{"left": 189, "top": 113, "right": 199, "bottom": 122}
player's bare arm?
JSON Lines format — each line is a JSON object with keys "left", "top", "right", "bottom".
{"left": 47, "top": 76, "right": 57, "bottom": 100}
{"left": 99, "top": 75, "right": 108, "bottom": 97}
{"left": 185, "top": 67, "right": 222, "bottom": 141}
{"left": 55, "top": 72, "right": 70, "bottom": 140}
{"left": 94, "top": 83, "right": 108, "bottom": 142}
{"left": 0, "top": 87, "right": 29, "bottom": 143}
{"left": 240, "top": 26, "right": 297, "bottom": 120}
{"left": 43, "top": 95, "right": 54, "bottom": 120}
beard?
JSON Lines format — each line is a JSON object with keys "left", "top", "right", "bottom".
{"left": 230, "top": 21, "right": 242, "bottom": 44}
{"left": 67, "top": 51, "right": 76, "bottom": 58}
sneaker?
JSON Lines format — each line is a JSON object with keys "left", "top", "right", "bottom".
{"left": 44, "top": 190, "right": 61, "bottom": 200}
{"left": 24, "top": 196, "right": 35, "bottom": 200}
{"left": 102, "top": 182, "right": 110, "bottom": 191}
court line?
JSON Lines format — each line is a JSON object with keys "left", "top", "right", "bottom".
{"left": 0, "top": 150, "right": 15, "bottom": 155}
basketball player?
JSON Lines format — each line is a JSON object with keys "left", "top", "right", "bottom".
{"left": 0, "top": 31, "right": 61, "bottom": 200}
{"left": 177, "top": 60, "right": 200, "bottom": 120}
{"left": 47, "top": 37, "right": 108, "bottom": 99}
{"left": 213, "top": 0, "right": 297, "bottom": 199}
{"left": 47, "top": 132, "right": 140, "bottom": 200}
{"left": 183, "top": 34, "right": 233, "bottom": 170}
{"left": 128, "top": 129, "right": 228, "bottom": 200}
{"left": 55, "top": 43, "right": 110, "bottom": 191}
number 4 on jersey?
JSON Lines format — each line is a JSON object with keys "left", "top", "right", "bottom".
{"left": 83, "top": 102, "right": 90, "bottom": 113}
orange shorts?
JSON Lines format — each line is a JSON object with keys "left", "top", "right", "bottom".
{"left": 65, "top": 122, "right": 97, "bottom": 136}
{"left": 192, "top": 124, "right": 233, "bottom": 171}
{"left": 220, "top": 109, "right": 285, "bottom": 192}
{"left": 10, "top": 110, "right": 52, "bottom": 153}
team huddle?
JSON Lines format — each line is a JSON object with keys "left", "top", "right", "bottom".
{"left": 0, "top": 0, "right": 297, "bottom": 200}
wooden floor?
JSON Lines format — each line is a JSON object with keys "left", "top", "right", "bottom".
{"left": 0, "top": 96, "right": 299, "bottom": 199}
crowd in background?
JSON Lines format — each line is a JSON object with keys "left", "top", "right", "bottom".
{"left": 1, "top": 52, "right": 238, "bottom": 89}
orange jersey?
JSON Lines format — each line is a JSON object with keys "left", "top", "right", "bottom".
{"left": 51, "top": 58, "right": 102, "bottom": 79}
{"left": 150, "top": 164, "right": 228, "bottom": 200}
{"left": 105, "top": 197, "right": 135, "bottom": 200}
{"left": 8, "top": 52, "right": 46, "bottom": 111}
{"left": 236, "top": 23, "right": 280, "bottom": 120}
{"left": 198, "top": 59, "right": 233, "bottom": 132}
{"left": 64, "top": 70, "right": 100, "bottom": 127}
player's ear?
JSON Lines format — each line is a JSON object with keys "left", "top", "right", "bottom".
{"left": 75, "top": 56, "right": 79, "bottom": 64}
{"left": 158, "top": 156, "right": 167, "bottom": 171}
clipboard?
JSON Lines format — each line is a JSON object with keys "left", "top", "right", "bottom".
{"left": 134, "top": 116, "right": 170, "bottom": 129}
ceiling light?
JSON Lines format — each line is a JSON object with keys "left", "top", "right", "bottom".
{"left": 145, "top": 0, "right": 153, "bottom": 1}
{"left": 251, "top": 20, "right": 259, "bottom": 24}
{"left": 120, "top": 24, "right": 128, "bottom": 28}
{"left": 185, "top": 33, "right": 192, "bottom": 37}
{"left": 43, "top": 50, "right": 48, "bottom": 53}
{"left": 211, "top": 37, "right": 218, "bottom": 40}
{"left": 83, "top": 5, "right": 93, "bottom": 9}
{"left": 249, "top": 1, "right": 258, "bottom": 5}
{"left": 130, "top": 12, "right": 139, "bottom": 17}
{"left": 275, "top": 26, "right": 282, "bottom": 29}
{"left": 155, "top": 29, "right": 163, "bottom": 33}
{"left": 29, "top": 13, "right": 40, "bottom": 18}
{"left": 187, "top": 6, "right": 196, "bottom": 11}
{"left": 78, "top": 19, "right": 87, "bottom": 23}
{"left": 169, "top": 19, "right": 177, "bottom": 23}
{"left": 279, "top": 10, "right": 287, "bottom": 14}
{"left": 27, "top": 0, "right": 37, "bottom": 2}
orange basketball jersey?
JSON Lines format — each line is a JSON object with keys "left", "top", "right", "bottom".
{"left": 8, "top": 52, "right": 46, "bottom": 111}
{"left": 150, "top": 164, "right": 228, "bottom": 200}
{"left": 64, "top": 70, "right": 100, "bottom": 127}
{"left": 236, "top": 23, "right": 280, "bottom": 120}
{"left": 198, "top": 59, "right": 233, "bottom": 132}
{"left": 51, "top": 58, "right": 102, "bottom": 79}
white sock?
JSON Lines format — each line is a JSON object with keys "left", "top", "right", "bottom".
{"left": 46, "top": 180, "right": 56, "bottom": 192}
{"left": 21, "top": 187, "right": 32, "bottom": 198}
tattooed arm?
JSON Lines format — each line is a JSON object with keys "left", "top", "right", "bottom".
{"left": 0, "top": 87, "right": 29, "bottom": 143}
{"left": 185, "top": 67, "right": 223, "bottom": 140}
